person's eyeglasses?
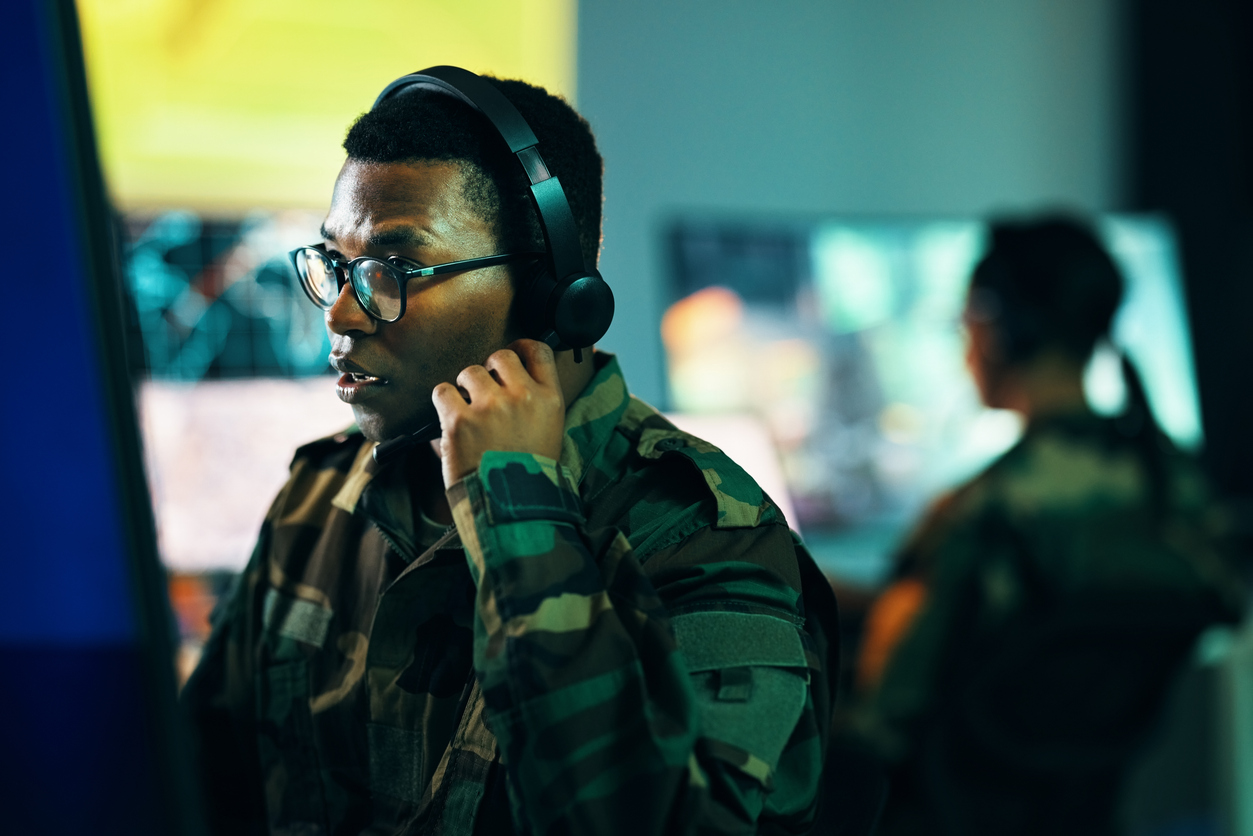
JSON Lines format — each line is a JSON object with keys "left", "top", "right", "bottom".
{"left": 289, "top": 246, "right": 544, "bottom": 323}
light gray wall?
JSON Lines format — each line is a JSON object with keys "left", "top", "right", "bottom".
{"left": 577, "top": 0, "right": 1123, "bottom": 405}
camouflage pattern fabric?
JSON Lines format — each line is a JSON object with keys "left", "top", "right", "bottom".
{"left": 853, "top": 411, "right": 1246, "bottom": 765}
{"left": 182, "top": 352, "right": 836, "bottom": 836}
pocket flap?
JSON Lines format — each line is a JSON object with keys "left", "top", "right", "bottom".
{"left": 672, "top": 611, "right": 807, "bottom": 672}
{"left": 264, "top": 588, "right": 333, "bottom": 649}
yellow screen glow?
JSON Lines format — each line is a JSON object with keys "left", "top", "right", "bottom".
{"left": 77, "top": 0, "right": 577, "bottom": 211}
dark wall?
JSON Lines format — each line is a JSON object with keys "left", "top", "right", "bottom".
{"left": 1129, "top": 0, "right": 1253, "bottom": 508}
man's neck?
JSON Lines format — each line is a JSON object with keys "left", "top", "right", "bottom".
{"left": 999, "top": 352, "right": 1089, "bottom": 423}
{"left": 554, "top": 346, "right": 598, "bottom": 408}
{"left": 412, "top": 443, "right": 454, "bottom": 525}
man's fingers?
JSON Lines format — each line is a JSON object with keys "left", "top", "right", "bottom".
{"left": 431, "top": 382, "right": 469, "bottom": 423}
{"left": 456, "top": 364, "right": 498, "bottom": 398}
{"left": 484, "top": 348, "right": 528, "bottom": 387}
{"left": 507, "top": 338, "right": 560, "bottom": 389}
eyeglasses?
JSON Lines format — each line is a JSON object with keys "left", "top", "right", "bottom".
{"left": 289, "top": 245, "right": 544, "bottom": 323}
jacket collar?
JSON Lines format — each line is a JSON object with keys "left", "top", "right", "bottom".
{"left": 559, "top": 351, "right": 631, "bottom": 486}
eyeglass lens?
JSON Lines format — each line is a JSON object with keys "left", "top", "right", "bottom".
{"left": 352, "top": 259, "right": 404, "bottom": 322}
{"left": 298, "top": 248, "right": 340, "bottom": 308}
{"left": 297, "top": 248, "right": 405, "bottom": 322}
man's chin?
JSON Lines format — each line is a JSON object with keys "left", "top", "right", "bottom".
{"left": 351, "top": 405, "right": 438, "bottom": 444}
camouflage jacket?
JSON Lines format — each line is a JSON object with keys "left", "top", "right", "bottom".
{"left": 183, "top": 352, "right": 836, "bottom": 836}
{"left": 856, "top": 410, "right": 1245, "bottom": 763}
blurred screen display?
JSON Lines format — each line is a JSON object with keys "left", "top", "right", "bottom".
{"left": 139, "top": 377, "right": 353, "bottom": 574}
{"left": 122, "top": 211, "right": 354, "bottom": 579}
{"left": 123, "top": 210, "right": 329, "bottom": 380}
{"left": 663, "top": 216, "right": 1202, "bottom": 585}
{"left": 77, "top": 0, "right": 578, "bottom": 211}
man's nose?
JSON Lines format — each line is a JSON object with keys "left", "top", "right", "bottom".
{"left": 326, "top": 279, "right": 378, "bottom": 336}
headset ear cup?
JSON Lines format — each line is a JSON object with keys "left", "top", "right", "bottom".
{"left": 551, "top": 272, "right": 614, "bottom": 349}
{"left": 520, "top": 263, "right": 613, "bottom": 350}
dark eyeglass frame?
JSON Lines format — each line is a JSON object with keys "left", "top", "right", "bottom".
{"left": 289, "top": 245, "right": 544, "bottom": 323}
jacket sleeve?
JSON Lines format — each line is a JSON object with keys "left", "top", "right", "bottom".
{"left": 180, "top": 534, "right": 270, "bottom": 835}
{"left": 447, "top": 451, "right": 825, "bottom": 835}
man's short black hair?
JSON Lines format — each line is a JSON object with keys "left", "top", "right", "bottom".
{"left": 343, "top": 77, "right": 603, "bottom": 269}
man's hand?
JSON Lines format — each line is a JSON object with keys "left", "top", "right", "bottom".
{"left": 431, "top": 339, "right": 566, "bottom": 488}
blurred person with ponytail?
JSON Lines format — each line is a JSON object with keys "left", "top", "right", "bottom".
{"left": 847, "top": 216, "right": 1246, "bottom": 836}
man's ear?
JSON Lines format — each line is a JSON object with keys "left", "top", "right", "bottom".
{"left": 971, "top": 321, "right": 1009, "bottom": 365}
{"left": 965, "top": 320, "right": 1011, "bottom": 407}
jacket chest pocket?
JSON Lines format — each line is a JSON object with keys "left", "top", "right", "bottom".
{"left": 365, "top": 577, "right": 477, "bottom": 810}
{"left": 257, "top": 589, "right": 333, "bottom": 832}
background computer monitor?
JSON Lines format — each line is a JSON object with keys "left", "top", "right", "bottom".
{"left": 663, "top": 214, "right": 1203, "bottom": 586}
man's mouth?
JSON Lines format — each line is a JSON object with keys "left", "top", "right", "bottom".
{"left": 332, "top": 357, "right": 391, "bottom": 403}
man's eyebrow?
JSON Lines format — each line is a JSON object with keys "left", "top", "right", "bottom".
{"left": 366, "top": 227, "right": 430, "bottom": 249}
{"left": 317, "top": 224, "right": 430, "bottom": 250}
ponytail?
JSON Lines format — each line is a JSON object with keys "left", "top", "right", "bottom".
{"left": 1118, "top": 352, "right": 1168, "bottom": 516}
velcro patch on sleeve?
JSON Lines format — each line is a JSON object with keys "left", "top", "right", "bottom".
{"left": 671, "top": 610, "right": 808, "bottom": 672}
{"left": 674, "top": 610, "right": 810, "bottom": 780}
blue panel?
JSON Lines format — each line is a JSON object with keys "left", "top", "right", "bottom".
{"left": 0, "top": 646, "right": 165, "bottom": 833}
{"left": 0, "top": 0, "right": 135, "bottom": 643}
{"left": 0, "top": 1, "right": 193, "bottom": 832}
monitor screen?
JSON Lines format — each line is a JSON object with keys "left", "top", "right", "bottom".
{"left": 662, "top": 215, "right": 1202, "bottom": 586}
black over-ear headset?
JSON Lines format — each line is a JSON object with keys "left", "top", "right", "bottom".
{"left": 373, "top": 66, "right": 614, "bottom": 357}
{"left": 371, "top": 66, "right": 612, "bottom": 465}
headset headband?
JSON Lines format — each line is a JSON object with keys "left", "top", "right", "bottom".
{"left": 373, "top": 66, "right": 587, "bottom": 283}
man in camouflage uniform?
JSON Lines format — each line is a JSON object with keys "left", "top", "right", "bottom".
{"left": 182, "top": 74, "right": 837, "bottom": 835}
{"left": 850, "top": 218, "right": 1245, "bottom": 835}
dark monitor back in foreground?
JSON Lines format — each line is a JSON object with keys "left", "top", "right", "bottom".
{"left": 0, "top": 1, "right": 203, "bottom": 832}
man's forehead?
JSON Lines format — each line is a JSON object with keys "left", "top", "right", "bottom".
{"left": 320, "top": 159, "right": 468, "bottom": 248}
{"left": 330, "top": 158, "right": 465, "bottom": 204}
{"left": 319, "top": 219, "right": 430, "bottom": 250}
